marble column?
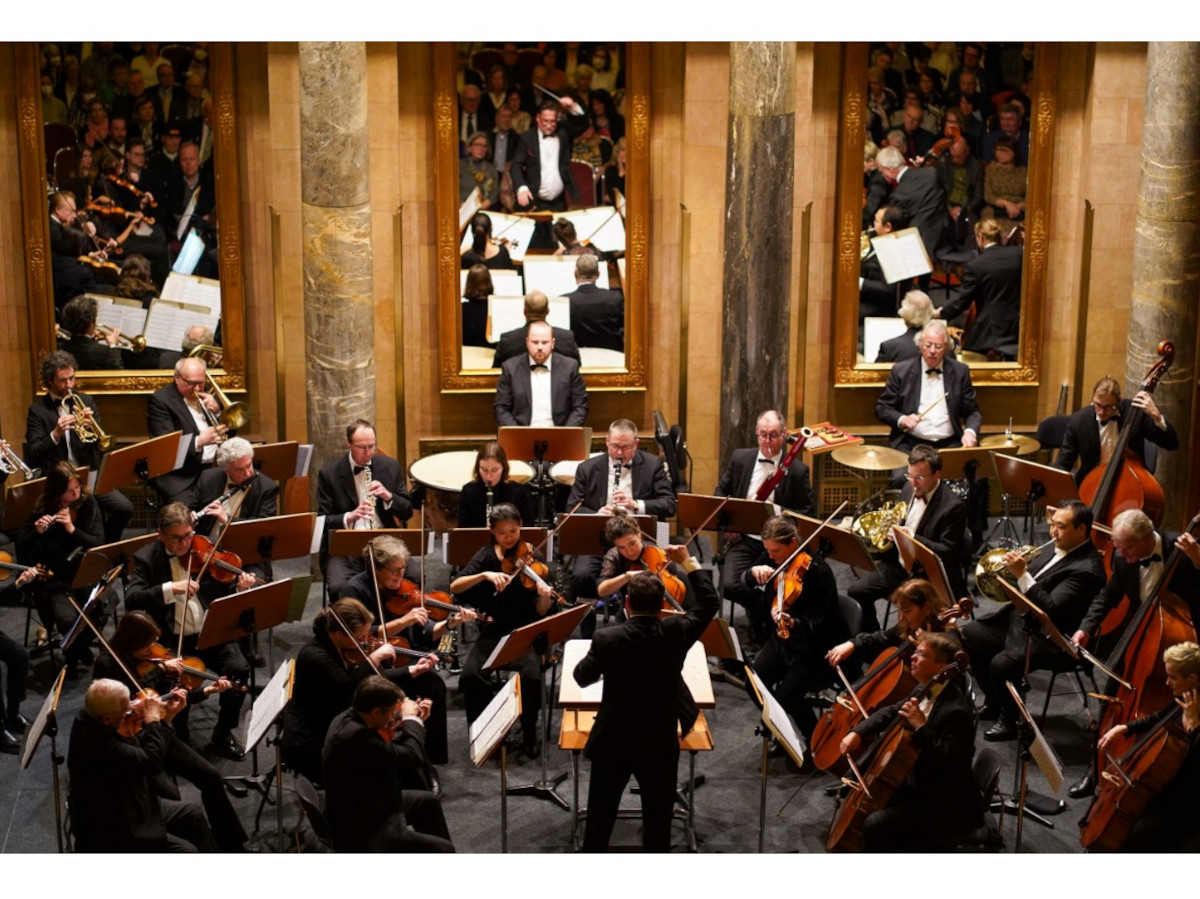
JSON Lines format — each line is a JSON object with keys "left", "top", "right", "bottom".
{"left": 719, "top": 42, "right": 796, "bottom": 468}
{"left": 299, "top": 42, "right": 376, "bottom": 471}
{"left": 1128, "top": 42, "right": 1200, "bottom": 526}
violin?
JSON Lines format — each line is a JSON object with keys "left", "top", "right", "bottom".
{"left": 827, "top": 652, "right": 970, "bottom": 851}
{"left": 361, "top": 634, "right": 452, "bottom": 666}
{"left": 772, "top": 551, "right": 812, "bottom": 640}
{"left": 1080, "top": 704, "right": 1190, "bottom": 851}
{"left": 85, "top": 198, "right": 155, "bottom": 227}
{"left": 117, "top": 687, "right": 187, "bottom": 738}
{"left": 500, "top": 541, "right": 570, "bottom": 606}
{"left": 188, "top": 534, "right": 268, "bottom": 586}
{"left": 385, "top": 580, "right": 492, "bottom": 626}
{"left": 135, "top": 642, "right": 248, "bottom": 693}
{"left": 629, "top": 544, "right": 687, "bottom": 612}
{"left": 0, "top": 551, "right": 52, "bottom": 583}
{"left": 105, "top": 172, "right": 158, "bottom": 208}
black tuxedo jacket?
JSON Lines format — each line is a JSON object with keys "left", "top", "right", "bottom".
{"left": 25, "top": 391, "right": 107, "bottom": 472}
{"left": 714, "top": 447, "right": 816, "bottom": 516}
{"left": 124, "top": 539, "right": 233, "bottom": 635}
{"left": 889, "top": 166, "right": 952, "bottom": 259}
{"left": 493, "top": 352, "right": 588, "bottom": 427}
{"left": 990, "top": 539, "right": 1106, "bottom": 652}
{"left": 1079, "top": 530, "right": 1200, "bottom": 638}
{"left": 884, "top": 480, "right": 970, "bottom": 598}
{"left": 567, "top": 283, "right": 625, "bottom": 352}
{"left": 146, "top": 382, "right": 228, "bottom": 504}
{"left": 491, "top": 324, "right": 580, "bottom": 368}
{"left": 192, "top": 467, "right": 280, "bottom": 555}
{"left": 568, "top": 449, "right": 677, "bottom": 520}
{"left": 61, "top": 333, "right": 123, "bottom": 370}
{"left": 875, "top": 326, "right": 921, "bottom": 363}
{"left": 510, "top": 125, "right": 578, "bottom": 207}
{"left": 876, "top": 356, "right": 982, "bottom": 449}
{"left": 939, "top": 244, "right": 1023, "bottom": 357}
{"left": 49, "top": 217, "right": 91, "bottom": 258}
{"left": 574, "top": 568, "right": 719, "bottom": 762}
{"left": 316, "top": 452, "right": 413, "bottom": 538}
{"left": 1055, "top": 399, "right": 1180, "bottom": 485}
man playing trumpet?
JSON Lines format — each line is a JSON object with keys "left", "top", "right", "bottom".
{"left": 24, "top": 350, "right": 133, "bottom": 542}
{"left": 147, "top": 357, "right": 234, "bottom": 506}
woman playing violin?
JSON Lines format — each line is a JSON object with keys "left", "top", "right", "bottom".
{"left": 836, "top": 631, "right": 983, "bottom": 852}
{"left": 339, "top": 535, "right": 477, "bottom": 770}
{"left": 744, "top": 516, "right": 849, "bottom": 746}
{"left": 450, "top": 503, "right": 553, "bottom": 758}
{"left": 457, "top": 441, "right": 533, "bottom": 528}
{"left": 596, "top": 514, "right": 692, "bottom": 622}
{"left": 1095, "top": 641, "right": 1200, "bottom": 852}
{"left": 90, "top": 610, "right": 249, "bottom": 852}
{"left": 16, "top": 462, "right": 105, "bottom": 674}
{"left": 825, "top": 579, "right": 951, "bottom": 669}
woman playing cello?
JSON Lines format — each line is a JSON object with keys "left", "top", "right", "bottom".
{"left": 744, "top": 516, "right": 848, "bottom": 748}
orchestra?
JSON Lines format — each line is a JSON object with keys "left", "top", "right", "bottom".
{"left": 7, "top": 41, "right": 1200, "bottom": 861}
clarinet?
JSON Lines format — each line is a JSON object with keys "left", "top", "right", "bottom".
{"left": 485, "top": 486, "right": 495, "bottom": 521}
{"left": 362, "top": 462, "right": 376, "bottom": 528}
{"left": 612, "top": 463, "right": 622, "bottom": 508}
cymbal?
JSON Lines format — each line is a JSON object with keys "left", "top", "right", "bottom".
{"left": 980, "top": 433, "right": 1041, "bottom": 456}
{"left": 832, "top": 445, "right": 908, "bottom": 472}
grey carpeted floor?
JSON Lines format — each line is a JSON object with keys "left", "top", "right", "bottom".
{"left": 0, "top": 526, "right": 1106, "bottom": 855}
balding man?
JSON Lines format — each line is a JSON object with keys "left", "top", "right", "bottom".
{"left": 459, "top": 84, "right": 492, "bottom": 148}
{"left": 876, "top": 145, "right": 952, "bottom": 266}
{"left": 565, "top": 254, "right": 624, "bottom": 352}
{"left": 491, "top": 290, "right": 580, "bottom": 367}
{"left": 147, "top": 357, "right": 230, "bottom": 506}
{"left": 160, "top": 324, "right": 214, "bottom": 370}
{"left": 934, "top": 134, "right": 984, "bottom": 246}
{"left": 493, "top": 320, "right": 588, "bottom": 427}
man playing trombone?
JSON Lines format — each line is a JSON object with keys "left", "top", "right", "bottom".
{"left": 24, "top": 350, "right": 133, "bottom": 542}
{"left": 147, "top": 356, "right": 233, "bottom": 506}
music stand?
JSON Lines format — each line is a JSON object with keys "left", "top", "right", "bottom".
{"left": 326, "top": 527, "right": 425, "bottom": 560}
{"left": 198, "top": 579, "right": 294, "bottom": 796}
{"left": 991, "top": 453, "right": 1080, "bottom": 543}
{"left": 245, "top": 659, "right": 295, "bottom": 851}
{"left": 677, "top": 492, "right": 772, "bottom": 540}
{"left": 786, "top": 513, "right": 877, "bottom": 572}
{"left": 469, "top": 676, "right": 523, "bottom": 853}
{"left": 497, "top": 426, "right": 589, "bottom": 526}
{"left": 20, "top": 667, "right": 68, "bottom": 853}
{"left": 1005, "top": 681, "right": 1067, "bottom": 852}
{"left": 247, "top": 441, "right": 299, "bottom": 483}
{"left": 745, "top": 668, "right": 807, "bottom": 853}
{"left": 553, "top": 513, "right": 655, "bottom": 558}
{"left": 446, "top": 528, "right": 548, "bottom": 568}
{"left": 697, "top": 616, "right": 743, "bottom": 665}
{"left": 71, "top": 533, "right": 159, "bottom": 589}
{"left": 61, "top": 564, "right": 123, "bottom": 658}
{"left": 95, "top": 432, "right": 185, "bottom": 530}
{"left": 485, "top": 602, "right": 592, "bottom": 809}
{"left": 891, "top": 527, "right": 957, "bottom": 608}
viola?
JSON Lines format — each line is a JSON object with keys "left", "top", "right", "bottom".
{"left": 826, "top": 652, "right": 970, "bottom": 851}
{"left": 629, "top": 544, "right": 687, "bottom": 611}
{"left": 188, "top": 534, "right": 268, "bottom": 586}
{"left": 136, "top": 642, "right": 248, "bottom": 693}
{"left": 500, "top": 541, "right": 570, "bottom": 606}
{"left": 1080, "top": 704, "right": 1190, "bottom": 851}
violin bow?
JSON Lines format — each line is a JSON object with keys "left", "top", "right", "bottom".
{"left": 496, "top": 500, "right": 584, "bottom": 595}
{"left": 66, "top": 589, "right": 151, "bottom": 695}
{"left": 326, "top": 603, "right": 383, "bottom": 678}
{"left": 761, "top": 501, "right": 849, "bottom": 588}
{"left": 176, "top": 552, "right": 192, "bottom": 659}
{"left": 367, "top": 544, "right": 390, "bottom": 645}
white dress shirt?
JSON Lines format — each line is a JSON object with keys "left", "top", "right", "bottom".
{"left": 529, "top": 355, "right": 554, "bottom": 427}
{"left": 537, "top": 130, "right": 564, "bottom": 202}
{"left": 184, "top": 400, "right": 218, "bottom": 463}
{"left": 911, "top": 363, "right": 953, "bottom": 442}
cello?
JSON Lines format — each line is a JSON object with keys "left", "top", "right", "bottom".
{"left": 1091, "top": 511, "right": 1200, "bottom": 768}
{"left": 826, "top": 651, "right": 970, "bottom": 851}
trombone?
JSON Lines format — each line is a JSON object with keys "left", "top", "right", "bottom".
{"left": 60, "top": 391, "right": 115, "bottom": 451}
{"left": 94, "top": 323, "right": 148, "bottom": 353}
{"left": 0, "top": 440, "right": 34, "bottom": 478}
{"left": 186, "top": 344, "right": 224, "bottom": 368}
{"left": 201, "top": 373, "right": 250, "bottom": 433}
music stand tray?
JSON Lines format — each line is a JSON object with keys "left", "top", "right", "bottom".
{"left": 497, "top": 426, "right": 589, "bottom": 463}
{"left": 71, "top": 533, "right": 159, "bottom": 589}
{"left": 892, "top": 527, "right": 958, "bottom": 607}
{"left": 222, "top": 513, "right": 317, "bottom": 565}
{"left": 554, "top": 514, "right": 655, "bottom": 557}
{"left": 786, "top": 513, "right": 877, "bottom": 572}
{"left": 446, "top": 528, "right": 547, "bottom": 568}
{"left": 991, "top": 453, "right": 1080, "bottom": 509}
{"left": 197, "top": 578, "right": 294, "bottom": 651}
{"left": 939, "top": 445, "right": 1016, "bottom": 481}
{"left": 95, "top": 431, "right": 184, "bottom": 495}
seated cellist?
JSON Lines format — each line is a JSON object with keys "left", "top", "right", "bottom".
{"left": 825, "top": 578, "right": 952, "bottom": 669}
{"left": 1096, "top": 641, "right": 1200, "bottom": 853}
{"left": 838, "top": 631, "right": 983, "bottom": 851}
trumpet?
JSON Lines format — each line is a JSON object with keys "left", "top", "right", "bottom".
{"left": 94, "top": 323, "right": 148, "bottom": 353}
{"left": 0, "top": 440, "right": 34, "bottom": 478}
{"left": 974, "top": 539, "right": 1053, "bottom": 604}
{"left": 186, "top": 343, "right": 224, "bottom": 368}
{"left": 60, "top": 391, "right": 115, "bottom": 451}
{"left": 200, "top": 372, "right": 250, "bottom": 434}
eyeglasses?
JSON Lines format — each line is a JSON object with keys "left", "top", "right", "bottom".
{"left": 175, "top": 374, "right": 204, "bottom": 388}
{"left": 756, "top": 431, "right": 783, "bottom": 441}
{"left": 1092, "top": 402, "right": 1118, "bottom": 413}
{"left": 163, "top": 530, "right": 194, "bottom": 543}
{"left": 905, "top": 473, "right": 932, "bottom": 484}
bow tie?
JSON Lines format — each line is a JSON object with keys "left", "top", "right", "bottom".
{"left": 925, "top": 367, "right": 942, "bottom": 376}
{"left": 530, "top": 363, "right": 548, "bottom": 371}
{"left": 612, "top": 462, "right": 631, "bottom": 470}
{"left": 1099, "top": 418, "right": 1115, "bottom": 427}
{"left": 1138, "top": 553, "right": 1162, "bottom": 568}
{"left": 758, "top": 457, "right": 777, "bottom": 466}
{"left": 353, "top": 465, "right": 368, "bottom": 476}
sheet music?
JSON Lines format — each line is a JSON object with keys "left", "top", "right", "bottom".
{"left": 89, "top": 294, "right": 149, "bottom": 338}
{"left": 557, "top": 206, "right": 627, "bottom": 253}
{"left": 21, "top": 668, "right": 66, "bottom": 770}
{"left": 871, "top": 227, "right": 932, "bottom": 283}
{"left": 461, "top": 268, "right": 523, "bottom": 297}
{"left": 173, "top": 433, "right": 193, "bottom": 470}
{"left": 458, "top": 211, "right": 536, "bottom": 263}
{"left": 486, "top": 294, "right": 569, "bottom": 342}
{"left": 522, "top": 255, "right": 610, "bottom": 297}
{"left": 747, "top": 668, "right": 807, "bottom": 767}
{"left": 1006, "top": 681, "right": 1064, "bottom": 793}
{"left": 613, "top": 188, "right": 626, "bottom": 220}
{"left": 295, "top": 444, "right": 314, "bottom": 478}
{"left": 615, "top": 257, "right": 626, "bottom": 289}
{"left": 459, "top": 187, "right": 482, "bottom": 232}
{"left": 245, "top": 660, "right": 294, "bottom": 754}
{"left": 310, "top": 515, "right": 326, "bottom": 554}
{"left": 143, "top": 299, "right": 221, "bottom": 352}
{"left": 468, "top": 674, "right": 522, "bottom": 767}
{"left": 160, "top": 272, "right": 222, "bottom": 316}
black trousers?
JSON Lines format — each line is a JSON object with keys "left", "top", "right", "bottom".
{"left": 95, "top": 489, "right": 134, "bottom": 543}
{"left": 0, "top": 630, "right": 30, "bottom": 722}
{"left": 165, "top": 733, "right": 247, "bottom": 851}
{"left": 719, "top": 537, "right": 772, "bottom": 638}
{"left": 459, "top": 634, "right": 541, "bottom": 739}
{"left": 360, "top": 793, "right": 456, "bottom": 853}
{"left": 385, "top": 666, "right": 449, "bottom": 765}
{"left": 749, "top": 637, "right": 831, "bottom": 741}
{"left": 160, "top": 797, "right": 218, "bottom": 853}
{"left": 960, "top": 608, "right": 1057, "bottom": 721}
{"left": 179, "top": 635, "right": 249, "bottom": 734}
{"left": 33, "top": 584, "right": 96, "bottom": 665}
{"left": 582, "top": 750, "right": 679, "bottom": 852}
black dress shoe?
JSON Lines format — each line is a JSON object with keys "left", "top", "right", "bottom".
{"left": 984, "top": 719, "right": 1018, "bottom": 742}
{"left": 1067, "top": 772, "right": 1096, "bottom": 799}
{"left": 522, "top": 732, "right": 541, "bottom": 760}
{"left": 1, "top": 729, "right": 19, "bottom": 754}
{"left": 210, "top": 730, "right": 245, "bottom": 761}
{"left": 6, "top": 713, "right": 31, "bottom": 735}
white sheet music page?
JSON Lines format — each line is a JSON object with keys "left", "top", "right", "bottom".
{"left": 90, "top": 294, "right": 149, "bottom": 338}
{"left": 160, "top": 272, "right": 222, "bottom": 316}
{"left": 872, "top": 226, "right": 932, "bottom": 283}
{"left": 469, "top": 674, "right": 522, "bottom": 766}
{"left": 143, "top": 299, "right": 221, "bottom": 352}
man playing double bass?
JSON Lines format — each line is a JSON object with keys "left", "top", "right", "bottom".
{"left": 1067, "top": 508, "right": 1200, "bottom": 797}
